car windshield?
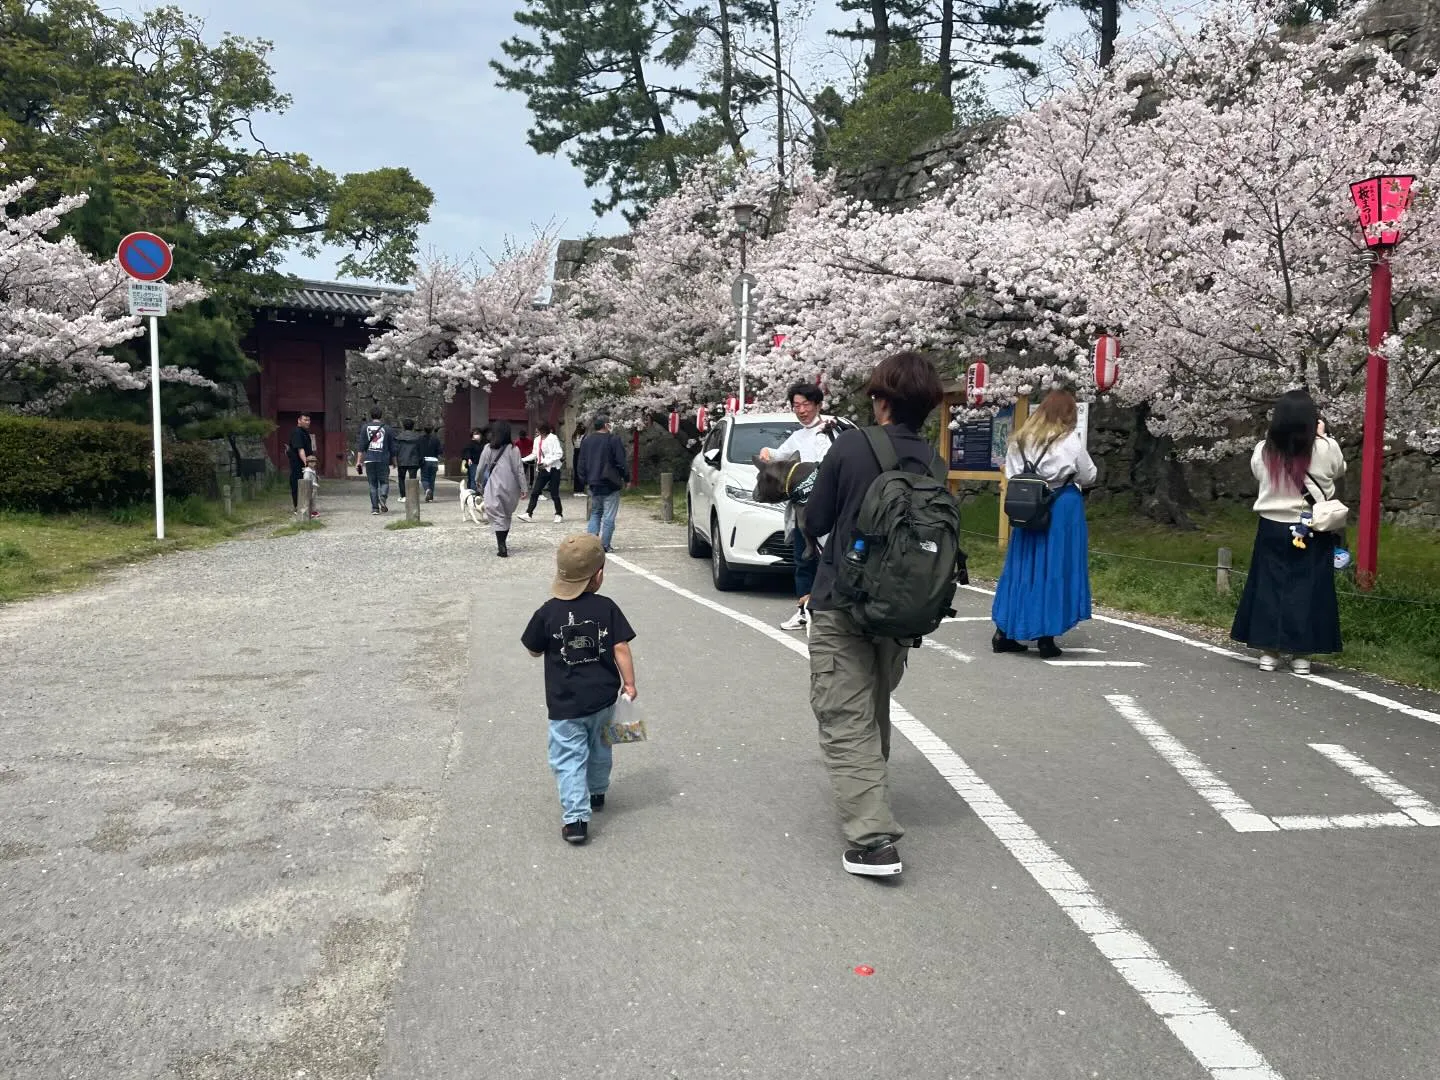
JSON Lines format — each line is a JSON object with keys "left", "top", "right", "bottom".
{"left": 727, "top": 421, "right": 799, "bottom": 464}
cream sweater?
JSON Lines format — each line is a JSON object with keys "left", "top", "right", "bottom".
{"left": 1249, "top": 435, "right": 1345, "bottom": 523}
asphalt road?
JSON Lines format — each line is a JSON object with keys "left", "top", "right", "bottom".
{"left": 4, "top": 479, "right": 1439, "bottom": 1080}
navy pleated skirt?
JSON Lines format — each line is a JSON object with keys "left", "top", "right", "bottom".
{"left": 992, "top": 485, "right": 1092, "bottom": 641}
{"left": 1230, "top": 517, "right": 1342, "bottom": 655}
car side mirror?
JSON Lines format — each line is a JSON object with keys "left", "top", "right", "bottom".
{"left": 702, "top": 448, "right": 721, "bottom": 467}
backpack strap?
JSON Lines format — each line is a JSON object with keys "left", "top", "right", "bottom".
{"left": 863, "top": 426, "right": 946, "bottom": 481}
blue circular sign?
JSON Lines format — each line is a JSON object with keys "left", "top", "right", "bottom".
{"left": 117, "top": 232, "right": 173, "bottom": 282}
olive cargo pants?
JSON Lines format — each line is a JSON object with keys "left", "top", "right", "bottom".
{"left": 807, "top": 608, "right": 909, "bottom": 848}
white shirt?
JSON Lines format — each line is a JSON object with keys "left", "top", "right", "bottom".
{"left": 773, "top": 415, "right": 841, "bottom": 465}
{"left": 524, "top": 432, "right": 565, "bottom": 469}
{"left": 1250, "top": 435, "right": 1345, "bottom": 523}
{"left": 1005, "top": 428, "right": 1097, "bottom": 489}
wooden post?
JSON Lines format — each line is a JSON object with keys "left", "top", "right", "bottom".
{"left": 222, "top": 484, "right": 233, "bottom": 517}
{"left": 406, "top": 475, "right": 420, "bottom": 522}
{"left": 660, "top": 472, "right": 674, "bottom": 523}
{"left": 1217, "top": 547, "right": 1233, "bottom": 595}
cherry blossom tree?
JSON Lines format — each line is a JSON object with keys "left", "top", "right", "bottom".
{"left": 0, "top": 173, "right": 209, "bottom": 413}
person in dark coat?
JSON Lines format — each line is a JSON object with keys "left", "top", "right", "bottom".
{"left": 285, "top": 413, "right": 315, "bottom": 510}
{"left": 394, "top": 419, "right": 424, "bottom": 501}
{"left": 576, "top": 415, "right": 628, "bottom": 552}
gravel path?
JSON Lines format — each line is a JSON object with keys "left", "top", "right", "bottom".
{"left": 0, "top": 476, "right": 689, "bottom": 1080}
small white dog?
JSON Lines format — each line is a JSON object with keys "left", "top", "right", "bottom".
{"left": 460, "top": 484, "right": 483, "bottom": 525}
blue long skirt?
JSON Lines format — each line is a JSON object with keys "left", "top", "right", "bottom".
{"left": 992, "top": 485, "right": 1092, "bottom": 641}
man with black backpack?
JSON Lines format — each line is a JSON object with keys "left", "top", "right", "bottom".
{"left": 802, "top": 351, "right": 963, "bottom": 879}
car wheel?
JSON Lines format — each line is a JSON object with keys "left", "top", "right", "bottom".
{"left": 687, "top": 499, "right": 710, "bottom": 558}
{"left": 711, "top": 516, "right": 741, "bottom": 591}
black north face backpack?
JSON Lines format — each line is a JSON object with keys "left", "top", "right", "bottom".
{"left": 833, "top": 428, "right": 966, "bottom": 643}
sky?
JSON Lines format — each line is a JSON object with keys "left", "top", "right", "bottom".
{"left": 138, "top": 0, "right": 1094, "bottom": 285}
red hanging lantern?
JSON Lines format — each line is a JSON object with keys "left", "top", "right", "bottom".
{"left": 1093, "top": 334, "right": 1120, "bottom": 392}
{"left": 696, "top": 407, "right": 709, "bottom": 433}
{"left": 725, "top": 395, "right": 739, "bottom": 414}
{"left": 966, "top": 361, "right": 989, "bottom": 406}
{"left": 772, "top": 333, "right": 788, "bottom": 348}
{"left": 667, "top": 410, "right": 680, "bottom": 435}
{"left": 1350, "top": 175, "right": 1415, "bottom": 248}
{"left": 628, "top": 375, "right": 643, "bottom": 389}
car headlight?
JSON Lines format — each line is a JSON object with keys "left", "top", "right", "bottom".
{"left": 725, "top": 484, "right": 769, "bottom": 508}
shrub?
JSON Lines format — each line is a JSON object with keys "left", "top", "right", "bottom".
{"left": 0, "top": 416, "right": 217, "bottom": 512}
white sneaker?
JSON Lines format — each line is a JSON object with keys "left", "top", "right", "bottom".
{"left": 1258, "top": 654, "right": 1278, "bottom": 672}
{"left": 780, "top": 605, "right": 808, "bottom": 632}
{"left": 1291, "top": 657, "right": 1312, "bottom": 675}
{"left": 518, "top": 512, "right": 533, "bottom": 523}
{"left": 553, "top": 514, "right": 564, "bottom": 523}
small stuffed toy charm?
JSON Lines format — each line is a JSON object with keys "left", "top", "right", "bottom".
{"left": 1291, "top": 510, "right": 1313, "bottom": 549}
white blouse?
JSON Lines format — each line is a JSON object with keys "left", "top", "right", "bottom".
{"left": 1005, "top": 428, "right": 1098, "bottom": 489}
{"left": 1250, "top": 435, "right": 1345, "bottom": 523}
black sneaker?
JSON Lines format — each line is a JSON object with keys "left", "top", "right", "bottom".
{"left": 843, "top": 842, "right": 902, "bottom": 877}
{"left": 380, "top": 502, "right": 389, "bottom": 513}
{"left": 590, "top": 793, "right": 606, "bottom": 811}
{"left": 371, "top": 508, "right": 380, "bottom": 515}
{"left": 1037, "top": 637, "right": 1063, "bottom": 660}
{"left": 992, "top": 630, "right": 1028, "bottom": 654}
{"left": 562, "top": 821, "right": 588, "bottom": 845}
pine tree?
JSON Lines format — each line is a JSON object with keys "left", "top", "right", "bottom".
{"left": 493, "top": 0, "right": 722, "bottom": 220}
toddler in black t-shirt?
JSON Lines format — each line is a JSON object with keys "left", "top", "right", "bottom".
{"left": 521, "top": 534, "right": 637, "bottom": 846}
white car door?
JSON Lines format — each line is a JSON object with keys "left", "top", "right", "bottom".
{"left": 691, "top": 420, "right": 726, "bottom": 527}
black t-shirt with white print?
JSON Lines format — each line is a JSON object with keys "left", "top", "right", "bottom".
{"left": 521, "top": 592, "right": 636, "bottom": 721}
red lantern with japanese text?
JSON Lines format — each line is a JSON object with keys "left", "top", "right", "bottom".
{"left": 1093, "top": 334, "right": 1120, "bottom": 392}
{"left": 696, "top": 407, "right": 709, "bottom": 433}
{"left": 965, "top": 361, "right": 989, "bottom": 407}
{"left": 1350, "top": 175, "right": 1415, "bottom": 248}
{"left": 725, "top": 395, "right": 739, "bottom": 414}
{"left": 667, "top": 410, "right": 680, "bottom": 435}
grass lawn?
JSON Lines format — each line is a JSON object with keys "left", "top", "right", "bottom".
{"left": 0, "top": 486, "right": 291, "bottom": 604}
{"left": 957, "top": 491, "right": 1440, "bottom": 691}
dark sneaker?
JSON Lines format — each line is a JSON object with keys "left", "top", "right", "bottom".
{"left": 371, "top": 508, "right": 380, "bottom": 516}
{"left": 380, "top": 502, "right": 389, "bottom": 513}
{"left": 562, "top": 821, "right": 588, "bottom": 845}
{"left": 1037, "top": 637, "right": 1063, "bottom": 660}
{"left": 590, "top": 793, "right": 606, "bottom": 811}
{"left": 992, "top": 630, "right": 1028, "bottom": 654}
{"left": 843, "top": 842, "right": 902, "bottom": 877}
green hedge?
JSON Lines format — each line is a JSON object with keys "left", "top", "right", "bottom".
{"left": 0, "top": 416, "right": 216, "bottom": 512}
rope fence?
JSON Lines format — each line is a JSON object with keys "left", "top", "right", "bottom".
{"left": 957, "top": 527, "right": 1440, "bottom": 608}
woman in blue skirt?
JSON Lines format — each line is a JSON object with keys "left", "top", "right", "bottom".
{"left": 992, "top": 389, "right": 1097, "bottom": 660}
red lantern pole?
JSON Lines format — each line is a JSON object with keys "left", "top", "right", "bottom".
{"left": 1356, "top": 257, "right": 1391, "bottom": 590}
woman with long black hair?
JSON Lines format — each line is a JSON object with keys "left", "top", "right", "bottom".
{"left": 1230, "top": 389, "right": 1346, "bottom": 673}
{"left": 476, "top": 421, "right": 525, "bottom": 557}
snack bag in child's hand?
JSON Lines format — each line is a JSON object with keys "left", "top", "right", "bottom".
{"left": 603, "top": 693, "right": 647, "bottom": 746}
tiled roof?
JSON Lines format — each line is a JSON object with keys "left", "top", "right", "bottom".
{"left": 270, "top": 279, "right": 411, "bottom": 315}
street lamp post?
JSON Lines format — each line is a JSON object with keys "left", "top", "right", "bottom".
{"left": 1347, "top": 174, "right": 1414, "bottom": 590}
{"left": 731, "top": 202, "right": 756, "bottom": 414}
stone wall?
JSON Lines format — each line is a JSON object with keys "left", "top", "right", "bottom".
{"left": 344, "top": 350, "right": 446, "bottom": 434}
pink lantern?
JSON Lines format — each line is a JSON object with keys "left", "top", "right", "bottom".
{"left": 966, "top": 361, "right": 989, "bottom": 406}
{"left": 1350, "top": 175, "right": 1415, "bottom": 248}
{"left": 667, "top": 410, "right": 680, "bottom": 435}
{"left": 696, "top": 408, "right": 709, "bottom": 433}
{"left": 772, "top": 333, "right": 788, "bottom": 348}
{"left": 1093, "top": 334, "right": 1120, "bottom": 392}
{"left": 725, "top": 395, "right": 739, "bottom": 414}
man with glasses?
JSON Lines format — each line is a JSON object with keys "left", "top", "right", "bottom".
{"left": 758, "top": 382, "right": 839, "bottom": 632}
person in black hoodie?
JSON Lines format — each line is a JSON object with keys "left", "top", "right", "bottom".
{"left": 802, "top": 350, "right": 945, "bottom": 880}
{"left": 418, "top": 427, "right": 442, "bottom": 501}
{"left": 394, "top": 418, "right": 423, "bottom": 501}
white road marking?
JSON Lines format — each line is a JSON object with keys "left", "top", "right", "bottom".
{"left": 1108, "top": 695, "right": 1440, "bottom": 833}
{"left": 1063, "top": 648, "right": 1108, "bottom": 654}
{"left": 943, "top": 616, "right": 994, "bottom": 623}
{"left": 612, "top": 557, "right": 1284, "bottom": 1080}
{"left": 1048, "top": 660, "right": 1148, "bottom": 668}
{"left": 924, "top": 640, "right": 975, "bottom": 664}
{"left": 1308, "top": 744, "right": 1440, "bottom": 826}
{"left": 1107, "top": 695, "right": 1278, "bottom": 833}
{"left": 960, "top": 585, "right": 1440, "bottom": 726}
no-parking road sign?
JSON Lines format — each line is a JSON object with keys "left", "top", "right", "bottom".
{"left": 117, "top": 231, "right": 173, "bottom": 282}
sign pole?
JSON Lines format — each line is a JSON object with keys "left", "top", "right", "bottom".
{"left": 738, "top": 280, "right": 750, "bottom": 414}
{"left": 150, "top": 316, "right": 165, "bottom": 539}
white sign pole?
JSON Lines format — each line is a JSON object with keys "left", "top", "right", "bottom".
{"left": 150, "top": 316, "right": 165, "bottom": 539}
{"left": 738, "top": 280, "right": 750, "bottom": 414}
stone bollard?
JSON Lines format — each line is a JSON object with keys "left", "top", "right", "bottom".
{"left": 406, "top": 477, "right": 420, "bottom": 523}
{"left": 222, "top": 484, "right": 233, "bottom": 517}
{"left": 1217, "top": 547, "right": 1233, "bottom": 595}
{"left": 296, "top": 476, "right": 314, "bottom": 523}
{"left": 660, "top": 472, "right": 674, "bottom": 523}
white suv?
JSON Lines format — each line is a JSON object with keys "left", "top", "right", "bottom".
{"left": 686, "top": 412, "right": 852, "bottom": 591}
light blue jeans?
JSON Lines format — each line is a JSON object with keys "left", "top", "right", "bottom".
{"left": 587, "top": 490, "right": 622, "bottom": 551}
{"left": 548, "top": 704, "right": 615, "bottom": 824}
